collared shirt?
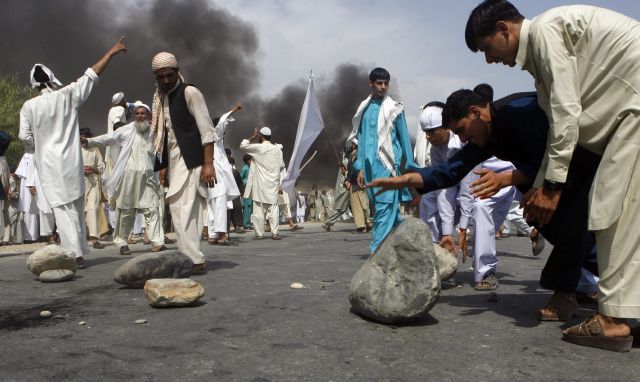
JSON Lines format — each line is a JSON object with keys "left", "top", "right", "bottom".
{"left": 417, "top": 93, "right": 548, "bottom": 194}
{"left": 515, "top": 5, "right": 640, "bottom": 229}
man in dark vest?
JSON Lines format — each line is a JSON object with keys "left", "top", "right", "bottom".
{"left": 150, "top": 52, "right": 217, "bottom": 274}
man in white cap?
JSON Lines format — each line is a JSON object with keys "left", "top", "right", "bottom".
{"left": 105, "top": 91, "right": 129, "bottom": 228}
{"left": 415, "top": 102, "right": 472, "bottom": 254}
{"left": 240, "top": 127, "right": 285, "bottom": 240}
{"left": 150, "top": 51, "right": 216, "bottom": 274}
{"left": 83, "top": 103, "right": 166, "bottom": 255}
{"left": 19, "top": 37, "right": 127, "bottom": 268}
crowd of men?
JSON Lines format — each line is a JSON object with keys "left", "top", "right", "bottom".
{"left": 1, "top": 0, "right": 638, "bottom": 353}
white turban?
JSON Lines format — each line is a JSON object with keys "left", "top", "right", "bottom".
{"left": 133, "top": 101, "right": 151, "bottom": 113}
{"left": 112, "top": 92, "right": 124, "bottom": 105}
{"left": 29, "top": 63, "right": 63, "bottom": 89}
{"left": 419, "top": 106, "right": 443, "bottom": 131}
{"left": 151, "top": 52, "right": 179, "bottom": 72}
{"left": 260, "top": 127, "right": 272, "bottom": 136}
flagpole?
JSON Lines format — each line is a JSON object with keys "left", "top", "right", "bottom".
{"left": 299, "top": 150, "right": 317, "bottom": 172}
{"left": 322, "top": 128, "right": 341, "bottom": 164}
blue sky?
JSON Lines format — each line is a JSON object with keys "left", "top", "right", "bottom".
{"left": 221, "top": 0, "right": 639, "bottom": 129}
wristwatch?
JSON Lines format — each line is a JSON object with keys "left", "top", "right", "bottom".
{"left": 543, "top": 179, "right": 565, "bottom": 192}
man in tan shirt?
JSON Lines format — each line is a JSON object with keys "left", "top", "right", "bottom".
{"left": 465, "top": 0, "right": 640, "bottom": 352}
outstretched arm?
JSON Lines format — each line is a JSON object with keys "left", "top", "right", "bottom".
{"left": 91, "top": 36, "right": 127, "bottom": 76}
{"left": 366, "top": 172, "right": 424, "bottom": 192}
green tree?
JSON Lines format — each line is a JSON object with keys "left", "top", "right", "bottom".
{"left": 0, "top": 73, "right": 35, "bottom": 170}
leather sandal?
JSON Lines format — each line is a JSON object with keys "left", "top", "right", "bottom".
{"left": 562, "top": 315, "right": 633, "bottom": 352}
{"left": 539, "top": 291, "right": 579, "bottom": 321}
{"left": 474, "top": 274, "right": 498, "bottom": 291}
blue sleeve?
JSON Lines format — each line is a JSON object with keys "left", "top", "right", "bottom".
{"left": 416, "top": 144, "right": 490, "bottom": 194}
{"left": 395, "top": 112, "right": 418, "bottom": 170}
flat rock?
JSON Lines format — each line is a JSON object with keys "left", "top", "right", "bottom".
{"left": 434, "top": 244, "right": 459, "bottom": 281}
{"left": 39, "top": 269, "right": 75, "bottom": 283}
{"left": 144, "top": 279, "right": 204, "bottom": 308}
{"left": 26, "top": 245, "right": 77, "bottom": 276}
{"left": 349, "top": 217, "right": 440, "bottom": 324}
{"left": 114, "top": 251, "right": 194, "bottom": 288}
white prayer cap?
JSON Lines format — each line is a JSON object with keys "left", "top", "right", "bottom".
{"left": 259, "top": 127, "right": 272, "bottom": 136}
{"left": 351, "top": 138, "right": 359, "bottom": 145}
{"left": 29, "top": 63, "right": 63, "bottom": 89}
{"left": 419, "top": 106, "right": 443, "bottom": 131}
{"left": 152, "top": 52, "right": 179, "bottom": 72}
{"left": 112, "top": 92, "right": 125, "bottom": 105}
{"left": 133, "top": 101, "right": 151, "bottom": 113}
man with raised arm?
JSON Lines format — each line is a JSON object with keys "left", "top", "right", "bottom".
{"left": 19, "top": 37, "right": 127, "bottom": 268}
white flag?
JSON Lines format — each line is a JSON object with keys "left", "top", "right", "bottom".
{"left": 281, "top": 74, "right": 325, "bottom": 194}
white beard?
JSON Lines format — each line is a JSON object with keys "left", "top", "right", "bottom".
{"left": 136, "top": 121, "right": 150, "bottom": 133}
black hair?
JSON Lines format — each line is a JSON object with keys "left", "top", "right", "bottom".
{"left": 465, "top": 0, "right": 524, "bottom": 52}
{"left": 213, "top": 117, "right": 220, "bottom": 126}
{"left": 473, "top": 83, "right": 494, "bottom": 103}
{"left": 33, "top": 65, "right": 50, "bottom": 84}
{"left": 79, "top": 127, "right": 93, "bottom": 137}
{"left": 442, "top": 89, "right": 487, "bottom": 127}
{"left": 262, "top": 134, "right": 271, "bottom": 141}
{"left": 228, "top": 157, "right": 235, "bottom": 165}
{"left": 242, "top": 154, "right": 252, "bottom": 164}
{"left": 369, "top": 67, "right": 390, "bottom": 82}
{"left": 423, "top": 101, "right": 445, "bottom": 109}
{"left": 224, "top": 147, "right": 232, "bottom": 156}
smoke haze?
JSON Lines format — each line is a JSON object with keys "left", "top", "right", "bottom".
{"left": 1, "top": 0, "right": 384, "bottom": 188}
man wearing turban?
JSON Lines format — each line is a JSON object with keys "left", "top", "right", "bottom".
{"left": 150, "top": 52, "right": 217, "bottom": 274}
{"left": 19, "top": 37, "right": 127, "bottom": 268}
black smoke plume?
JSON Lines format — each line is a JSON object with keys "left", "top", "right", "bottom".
{"left": 1, "top": 0, "right": 378, "bottom": 188}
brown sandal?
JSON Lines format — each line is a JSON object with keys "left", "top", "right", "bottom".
{"left": 539, "top": 291, "right": 579, "bottom": 321}
{"left": 562, "top": 315, "right": 633, "bottom": 352}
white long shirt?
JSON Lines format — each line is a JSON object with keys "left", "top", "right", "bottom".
{"left": 162, "top": 81, "right": 216, "bottom": 200}
{"left": 88, "top": 123, "right": 159, "bottom": 209}
{"left": 19, "top": 68, "right": 99, "bottom": 207}
{"left": 207, "top": 110, "right": 240, "bottom": 201}
{"left": 240, "top": 140, "right": 284, "bottom": 205}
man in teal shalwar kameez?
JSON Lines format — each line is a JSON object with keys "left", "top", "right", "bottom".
{"left": 349, "top": 67, "right": 416, "bottom": 253}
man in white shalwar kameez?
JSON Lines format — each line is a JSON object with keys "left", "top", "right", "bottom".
{"left": 85, "top": 103, "right": 165, "bottom": 255}
{"left": 150, "top": 52, "right": 217, "bottom": 274}
{"left": 19, "top": 37, "right": 127, "bottom": 268}
{"left": 206, "top": 104, "right": 241, "bottom": 245}
{"left": 24, "top": 158, "right": 56, "bottom": 243}
{"left": 466, "top": 1, "right": 640, "bottom": 351}
{"left": 14, "top": 153, "right": 39, "bottom": 242}
{"left": 80, "top": 128, "right": 106, "bottom": 249}
{"left": 240, "top": 127, "right": 285, "bottom": 240}
{"left": 105, "top": 91, "right": 129, "bottom": 228}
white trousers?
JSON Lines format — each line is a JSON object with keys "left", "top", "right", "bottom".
{"left": 52, "top": 197, "right": 89, "bottom": 259}
{"left": 207, "top": 195, "right": 228, "bottom": 236}
{"left": 39, "top": 210, "right": 55, "bottom": 236}
{"left": 502, "top": 199, "right": 533, "bottom": 236}
{"left": 252, "top": 201, "right": 279, "bottom": 237}
{"left": 472, "top": 186, "right": 515, "bottom": 282}
{"left": 167, "top": 176, "right": 206, "bottom": 265}
{"left": 114, "top": 208, "right": 164, "bottom": 248}
{"left": 419, "top": 192, "right": 441, "bottom": 243}
{"left": 21, "top": 211, "right": 39, "bottom": 241}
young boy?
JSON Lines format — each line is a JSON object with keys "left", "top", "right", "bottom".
{"left": 347, "top": 67, "right": 416, "bottom": 253}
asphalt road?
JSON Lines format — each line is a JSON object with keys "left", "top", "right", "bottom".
{"left": 0, "top": 222, "right": 637, "bottom": 381}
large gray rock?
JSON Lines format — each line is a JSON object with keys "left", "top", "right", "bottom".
{"left": 114, "top": 252, "right": 194, "bottom": 288}
{"left": 26, "top": 245, "right": 77, "bottom": 276}
{"left": 349, "top": 217, "right": 440, "bottom": 324}
{"left": 434, "top": 244, "right": 459, "bottom": 281}
{"left": 39, "top": 269, "right": 75, "bottom": 283}
{"left": 144, "top": 278, "right": 205, "bottom": 308}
